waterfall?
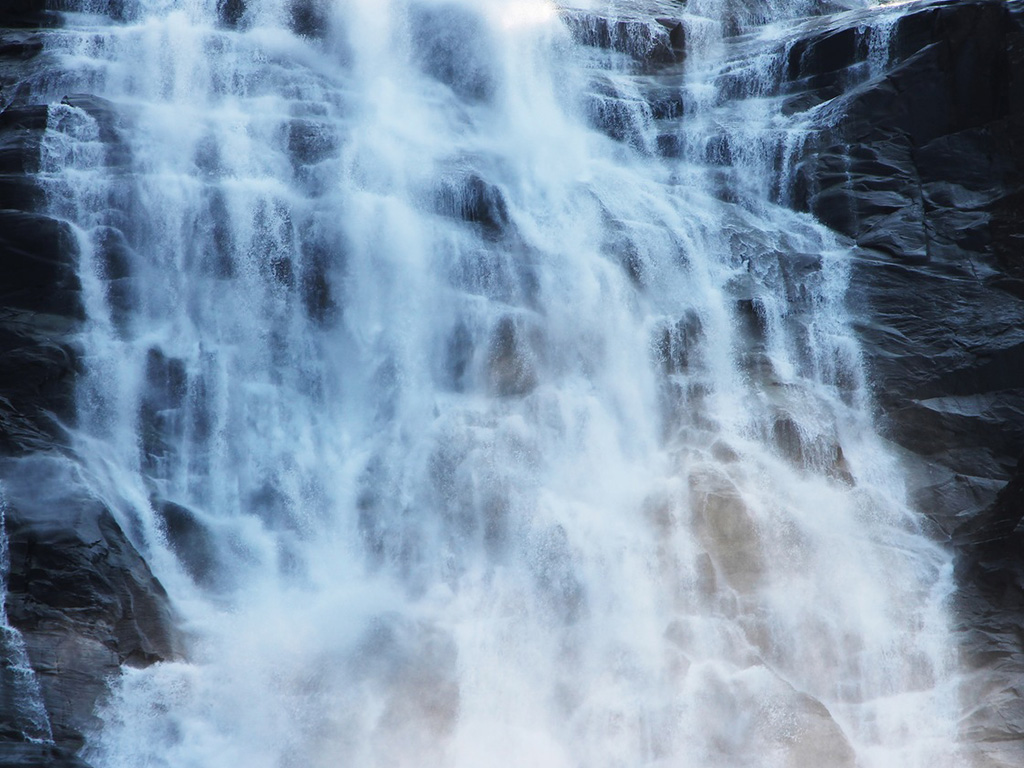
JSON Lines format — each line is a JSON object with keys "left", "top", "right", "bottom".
{"left": 33, "top": 0, "right": 962, "bottom": 765}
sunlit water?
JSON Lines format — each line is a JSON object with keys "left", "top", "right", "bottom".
{"left": 29, "top": 0, "right": 966, "bottom": 765}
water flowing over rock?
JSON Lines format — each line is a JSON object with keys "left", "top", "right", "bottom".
{"left": 787, "top": 1, "right": 1024, "bottom": 513}
{"left": 772, "top": 6, "right": 1024, "bottom": 758}
{"left": 0, "top": 4, "right": 179, "bottom": 760}
{"left": 1, "top": 1, "right": 1023, "bottom": 767}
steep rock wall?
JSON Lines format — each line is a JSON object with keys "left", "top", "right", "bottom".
{"left": 781, "top": 1, "right": 1024, "bottom": 758}
{"left": 1, "top": 0, "right": 1023, "bottom": 765}
{"left": 0, "top": 4, "right": 178, "bottom": 765}
{"left": 788, "top": 0, "right": 1024, "bottom": 521}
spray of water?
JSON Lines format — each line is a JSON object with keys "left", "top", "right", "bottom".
{"left": 32, "top": 0, "right": 965, "bottom": 765}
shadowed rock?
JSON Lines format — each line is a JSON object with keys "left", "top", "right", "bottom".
{"left": 410, "top": 3, "right": 498, "bottom": 102}
{"left": 0, "top": 744, "right": 92, "bottom": 768}
{"left": 786, "top": 0, "right": 1024, "bottom": 518}
{"left": 487, "top": 316, "right": 540, "bottom": 397}
{"left": 434, "top": 173, "right": 511, "bottom": 239}
{"left": 2, "top": 456, "right": 179, "bottom": 754}
{"left": 774, "top": 1, "right": 1024, "bottom": 758}
{"left": 560, "top": 10, "right": 685, "bottom": 66}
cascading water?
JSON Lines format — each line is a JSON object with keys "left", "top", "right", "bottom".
{"left": 31, "top": 0, "right": 965, "bottom": 765}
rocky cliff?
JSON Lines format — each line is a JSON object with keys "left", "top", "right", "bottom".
{"left": 2, "top": 0, "right": 1024, "bottom": 765}
{"left": 0, "top": 3, "right": 178, "bottom": 765}
{"left": 781, "top": 3, "right": 1024, "bottom": 759}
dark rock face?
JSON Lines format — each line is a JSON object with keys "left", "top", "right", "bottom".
{"left": 779, "top": 1, "right": 1024, "bottom": 759}
{"left": 787, "top": 1, "right": 1024, "bottom": 521}
{"left": 0, "top": 1, "right": 59, "bottom": 30}
{"left": 560, "top": 9, "right": 686, "bottom": 67}
{"left": 0, "top": 8, "right": 179, "bottom": 766}
{"left": 3, "top": 456, "right": 179, "bottom": 753}
{"left": 952, "top": 455, "right": 1024, "bottom": 762}
{"left": 0, "top": 63, "right": 81, "bottom": 460}
{"left": 0, "top": 744, "right": 92, "bottom": 768}
{"left": 560, "top": 6, "right": 688, "bottom": 152}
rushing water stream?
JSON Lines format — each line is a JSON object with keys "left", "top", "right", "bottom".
{"left": 31, "top": 0, "right": 964, "bottom": 765}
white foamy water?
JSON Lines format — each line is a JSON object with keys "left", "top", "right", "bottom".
{"left": 33, "top": 0, "right": 964, "bottom": 765}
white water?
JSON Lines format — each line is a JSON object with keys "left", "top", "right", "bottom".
{"left": 35, "top": 0, "right": 963, "bottom": 765}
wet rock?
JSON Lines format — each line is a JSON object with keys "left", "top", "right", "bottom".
{"left": 689, "top": 468, "right": 764, "bottom": 594}
{"left": 530, "top": 524, "right": 586, "bottom": 624}
{"left": 786, "top": 0, "right": 1024, "bottom": 516}
{"left": 775, "top": 1, "right": 1024, "bottom": 755}
{"left": 138, "top": 347, "right": 187, "bottom": 476}
{"left": 289, "top": 0, "right": 328, "bottom": 38}
{"left": 0, "top": 0, "right": 59, "bottom": 30}
{"left": 0, "top": 26, "right": 180, "bottom": 765}
{"left": 655, "top": 311, "right": 701, "bottom": 375}
{"left": 0, "top": 319, "right": 78, "bottom": 456}
{"left": 787, "top": 25, "right": 868, "bottom": 83}
{"left": 298, "top": 233, "right": 338, "bottom": 325}
{"left": 0, "top": 743, "right": 92, "bottom": 768}
{"left": 61, "top": 94, "right": 130, "bottom": 168}
{"left": 0, "top": 103, "right": 47, "bottom": 177}
{"left": 0, "top": 32, "right": 44, "bottom": 68}
{"left": 0, "top": 95, "right": 82, "bottom": 459}
{"left": 686, "top": 663, "right": 855, "bottom": 767}
{"left": 771, "top": 416, "right": 805, "bottom": 465}
{"left": 487, "top": 315, "right": 539, "bottom": 397}
{"left": 286, "top": 118, "right": 338, "bottom": 167}
{"left": 444, "top": 321, "right": 473, "bottom": 392}
{"left": 0, "top": 213, "right": 82, "bottom": 320}
{"left": 218, "top": 0, "right": 246, "bottom": 28}
{"left": 199, "top": 189, "right": 236, "bottom": 278}
{"left": 352, "top": 617, "right": 460, "bottom": 765}
{"left": 155, "top": 499, "right": 219, "bottom": 588}
{"left": 760, "top": 687, "right": 857, "bottom": 768}
{"left": 952, "top": 451, "right": 1024, "bottom": 766}
{"left": 584, "top": 77, "right": 651, "bottom": 149}
{"left": 410, "top": 3, "right": 497, "bottom": 102}
{"left": 791, "top": 0, "right": 1024, "bottom": 262}
{"left": 560, "top": 10, "right": 685, "bottom": 66}
{"left": 2, "top": 455, "right": 179, "bottom": 754}
{"left": 434, "top": 173, "right": 510, "bottom": 239}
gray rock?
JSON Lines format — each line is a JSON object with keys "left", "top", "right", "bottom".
{"left": 789, "top": 0, "right": 1024, "bottom": 517}
{"left": 780, "top": 1, "right": 1024, "bottom": 755}
{"left": 2, "top": 455, "right": 180, "bottom": 753}
{"left": 0, "top": 14, "right": 179, "bottom": 766}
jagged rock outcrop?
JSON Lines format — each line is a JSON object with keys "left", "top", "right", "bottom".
{"left": 0, "top": 4, "right": 178, "bottom": 764}
{"left": 560, "top": 8, "right": 686, "bottom": 66}
{"left": 787, "top": 0, "right": 1024, "bottom": 522}
{"left": 779, "top": 1, "right": 1024, "bottom": 760}
{"left": 3, "top": 456, "right": 179, "bottom": 753}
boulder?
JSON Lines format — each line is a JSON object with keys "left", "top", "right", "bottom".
{"left": 560, "top": 9, "right": 686, "bottom": 67}
{"left": 2, "top": 455, "right": 180, "bottom": 753}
